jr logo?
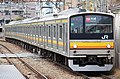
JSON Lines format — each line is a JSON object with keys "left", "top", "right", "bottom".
{"left": 101, "top": 35, "right": 108, "bottom": 39}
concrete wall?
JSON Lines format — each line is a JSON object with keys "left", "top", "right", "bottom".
{"left": 114, "top": 11, "right": 120, "bottom": 68}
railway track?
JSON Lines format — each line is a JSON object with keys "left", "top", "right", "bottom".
{"left": 46, "top": 57, "right": 117, "bottom": 79}
{"left": 0, "top": 42, "right": 117, "bottom": 79}
{"left": 0, "top": 44, "right": 49, "bottom": 79}
{"left": 0, "top": 46, "right": 13, "bottom": 65}
{"left": 100, "top": 74, "right": 116, "bottom": 79}
{"left": 74, "top": 72, "right": 116, "bottom": 79}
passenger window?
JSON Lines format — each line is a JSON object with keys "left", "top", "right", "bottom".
{"left": 39, "top": 26, "right": 41, "bottom": 35}
{"left": 48, "top": 26, "right": 51, "bottom": 37}
{"left": 33, "top": 26, "right": 35, "bottom": 34}
{"left": 53, "top": 26, "right": 56, "bottom": 38}
{"left": 59, "top": 25, "right": 62, "bottom": 39}
{"left": 45, "top": 25, "right": 48, "bottom": 36}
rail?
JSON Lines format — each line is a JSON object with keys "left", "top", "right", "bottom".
{"left": 0, "top": 44, "right": 49, "bottom": 79}
{"left": 101, "top": 74, "right": 116, "bottom": 79}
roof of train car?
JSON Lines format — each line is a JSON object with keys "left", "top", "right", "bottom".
{"left": 6, "top": 8, "right": 114, "bottom": 26}
{"left": 28, "top": 8, "right": 114, "bottom": 24}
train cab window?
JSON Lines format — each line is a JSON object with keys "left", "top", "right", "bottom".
{"left": 85, "top": 15, "right": 113, "bottom": 33}
{"left": 70, "top": 16, "right": 83, "bottom": 33}
{"left": 59, "top": 25, "right": 63, "bottom": 39}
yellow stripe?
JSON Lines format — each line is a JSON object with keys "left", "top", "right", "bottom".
{"left": 56, "top": 20, "right": 61, "bottom": 23}
{"left": 53, "top": 40, "right": 57, "bottom": 44}
{"left": 45, "top": 21, "right": 55, "bottom": 24}
{"left": 48, "top": 39, "right": 51, "bottom": 43}
{"left": 38, "top": 22, "right": 44, "bottom": 25}
{"left": 45, "top": 19, "right": 68, "bottom": 24}
{"left": 58, "top": 42, "right": 63, "bottom": 46}
{"left": 62, "top": 19, "right": 68, "bottom": 22}
{"left": 32, "top": 22, "right": 39, "bottom": 25}
{"left": 27, "top": 36, "right": 33, "bottom": 39}
{"left": 15, "top": 34, "right": 64, "bottom": 46}
{"left": 70, "top": 41, "right": 114, "bottom": 49}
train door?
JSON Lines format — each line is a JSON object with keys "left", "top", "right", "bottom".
{"left": 24, "top": 25, "right": 26, "bottom": 41}
{"left": 30, "top": 25, "right": 33, "bottom": 44}
{"left": 22, "top": 25, "right": 23, "bottom": 41}
{"left": 17, "top": 26, "right": 18, "bottom": 39}
{"left": 26, "top": 25, "right": 29, "bottom": 43}
{"left": 48, "top": 25, "right": 51, "bottom": 48}
{"left": 33, "top": 26, "right": 36, "bottom": 44}
{"left": 30, "top": 25, "right": 32, "bottom": 44}
{"left": 43, "top": 24, "right": 48, "bottom": 49}
{"left": 38, "top": 25, "right": 43, "bottom": 48}
{"left": 24, "top": 24, "right": 27, "bottom": 41}
{"left": 13, "top": 26, "right": 15, "bottom": 37}
{"left": 23, "top": 26, "right": 25, "bottom": 41}
{"left": 58, "top": 23, "right": 64, "bottom": 51}
{"left": 38, "top": 25, "right": 40, "bottom": 46}
{"left": 31, "top": 25, "right": 33, "bottom": 44}
{"left": 33, "top": 25, "right": 35, "bottom": 44}
{"left": 53, "top": 24, "right": 57, "bottom": 49}
{"left": 24, "top": 26, "right": 26, "bottom": 41}
{"left": 51, "top": 24, "right": 53, "bottom": 48}
{"left": 63, "top": 23, "right": 67, "bottom": 53}
{"left": 36, "top": 25, "right": 39, "bottom": 46}
{"left": 34, "top": 24, "right": 37, "bottom": 44}
{"left": 40, "top": 25, "right": 45, "bottom": 48}
{"left": 27, "top": 25, "right": 29, "bottom": 42}
{"left": 28, "top": 26, "right": 30, "bottom": 43}
{"left": 20, "top": 26, "right": 22, "bottom": 40}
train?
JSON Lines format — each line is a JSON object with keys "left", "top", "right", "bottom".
{"left": 5, "top": 8, "right": 115, "bottom": 71}
{"left": 0, "top": 27, "right": 4, "bottom": 38}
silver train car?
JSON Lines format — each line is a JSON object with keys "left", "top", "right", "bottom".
{"left": 5, "top": 8, "right": 114, "bottom": 71}
{"left": 0, "top": 27, "right": 4, "bottom": 38}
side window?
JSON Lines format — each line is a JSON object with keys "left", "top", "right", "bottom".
{"left": 63, "top": 23, "right": 65, "bottom": 36}
{"left": 27, "top": 26, "right": 29, "bottom": 34}
{"left": 48, "top": 26, "right": 51, "bottom": 37}
{"left": 34, "top": 26, "right": 35, "bottom": 34}
{"left": 53, "top": 26, "right": 56, "bottom": 38}
{"left": 34, "top": 26, "right": 36, "bottom": 35}
{"left": 39, "top": 26, "right": 41, "bottom": 36}
{"left": 59, "top": 25, "right": 62, "bottom": 39}
{"left": 35, "top": 26, "right": 36, "bottom": 35}
{"left": 45, "top": 25, "right": 48, "bottom": 36}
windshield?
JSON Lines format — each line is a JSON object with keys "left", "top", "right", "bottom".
{"left": 70, "top": 14, "right": 113, "bottom": 40}
{"left": 70, "top": 16, "right": 83, "bottom": 33}
{"left": 85, "top": 15, "right": 112, "bottom": 33}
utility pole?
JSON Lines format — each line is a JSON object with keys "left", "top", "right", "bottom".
{"left": 10, "top": 0, "right": 12, "bottom": 22}
{"left": 3, "top": 0, "right": 5, "bottom": 25}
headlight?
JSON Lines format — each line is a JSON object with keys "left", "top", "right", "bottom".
{"left": 73, "top": 44, "right": 77, "bottom": 48}
{"left": 107, "top": 44, "right": 111, "bottom": 48}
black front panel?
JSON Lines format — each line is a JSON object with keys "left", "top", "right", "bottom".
{"left": 70, "top": 13, "right": 114, "bottom": 40}
{"left": 70, "top": 33, "right": 113, "bottom": 40}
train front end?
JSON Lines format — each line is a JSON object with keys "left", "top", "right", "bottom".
{"left": 68, "top": 13, "right": 114, "bottom": 71}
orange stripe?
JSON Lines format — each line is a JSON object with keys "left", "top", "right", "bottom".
{"left": 70, "top": 41, "right": 114, "bottom": 49}
{"left": 70, "top": 46, "right": 114, "bottom": 49}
